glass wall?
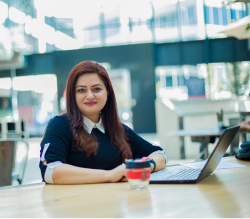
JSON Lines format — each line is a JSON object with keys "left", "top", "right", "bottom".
{"left": 0, "top": 74, "right": 58, "bottom": 136}
{"left": 0, "top": 0, "right": 36, "bottom": 55}
{"left": 204, "top": 0, "right": 246, "bottom": 38}
{"left": 108, "top": 68, "right": 133, "bottom": 129}
{"left": 155, "top": 64, "right": 207, "bottom": 100}
{"left": 0, "top": 0, "right": 247, "bottom": 56}
{"left": 155, "top": 61, "right": 250, "bottom": 101}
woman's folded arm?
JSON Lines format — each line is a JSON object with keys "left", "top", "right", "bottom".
{"left": 51, "top": 163, "right": 127, "bottom": 184}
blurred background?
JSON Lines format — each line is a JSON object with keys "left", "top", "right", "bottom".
{"left": 1, "top": 0, "right": 250, "bottom": 186}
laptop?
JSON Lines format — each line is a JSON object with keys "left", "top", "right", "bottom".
{"left": 150, "top": 125, "right": 240, "bottom": 184}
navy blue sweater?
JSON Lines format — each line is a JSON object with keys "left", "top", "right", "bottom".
{"left": 39, "top": 114, "right": 163, "bottom": 181}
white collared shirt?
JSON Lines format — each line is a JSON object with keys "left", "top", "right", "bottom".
{"left": 83, "top": 115, "right": 105, "bottom": 134}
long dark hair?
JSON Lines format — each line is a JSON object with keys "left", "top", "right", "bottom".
{"left": 65, "top": 61, "right": 132, "bottom": 162}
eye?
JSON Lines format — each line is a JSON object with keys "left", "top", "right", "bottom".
{"left": 77, "top": 89, "right": 85, "bottom": 92}
{"left": 93, "top": 87, "right": 102, "bottom": 92}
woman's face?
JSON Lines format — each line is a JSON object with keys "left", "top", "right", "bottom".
{"left": 75, "top": 73, "right": 108, "bottom": 123}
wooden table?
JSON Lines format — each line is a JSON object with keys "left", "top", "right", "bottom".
{"left": 0, "top": 157, "right": 250, "bottom": 218}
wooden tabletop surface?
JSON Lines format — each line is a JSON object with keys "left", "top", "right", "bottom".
{"left": 0, "top": 157, "right": 249, "bottom": 218}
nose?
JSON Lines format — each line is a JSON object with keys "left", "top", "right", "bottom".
{"left": 86, "top": 90, "right": 94, "bottom": 100}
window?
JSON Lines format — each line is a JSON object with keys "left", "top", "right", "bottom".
{"left": 222, "top": 8, "right": 228, "bottom": 25}
{"left": 53, "top": 18, "right": 74, "bottom": 38}
{"left": 156, "top": 14, "right": 177, "bottom": 29}
{"left": 181, "top": 10, "right": 187, "bottom": 26}
{"left": 205, "top": 6, "right": 210, "bottom": 24}
{"left": 105, "top": 17, "right": 120, "bottom": 38}
{"left": 170, "top": 13, "right": 177, "bottom": 27}
{"left": 231, "top": 9, "right": 236, "bottom": 20}
{"left": 88, "top": 28, "right": 100, "bottom": 42}
{"left": 166, "top": 76, "right": 173, "bottom": 87}
{"left": 166, "top": 13, "right": 177, "bottom": 28}
{"left": 178, "top": 75, "right": 185, "bottom": 86}
{"left": 159, "top": 16, "right": 167, "bottom": 28}
{"left": 239, "top": 10, "right": 246, "bottom": 19}
{"left": 188, "top": 6, "right": 197, "bottom": 25}
{"left": 213, "top": 7, "right": 219, "bottom": 25}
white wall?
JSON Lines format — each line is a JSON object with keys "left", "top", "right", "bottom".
{"left": 155, "top": 99, "right": 181, "bottom": 159}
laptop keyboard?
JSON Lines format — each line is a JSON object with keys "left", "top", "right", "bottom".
{"left": 165, "top": 168, "right": 202, "bottom": 180}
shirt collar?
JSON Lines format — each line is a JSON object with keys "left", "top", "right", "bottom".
{"left": 83, "top": 115, "right": 105, "bottom": 134}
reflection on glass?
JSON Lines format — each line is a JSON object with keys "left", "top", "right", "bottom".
{"left": 207, "top": 62, "right": 250, "bottom": 99}
{"left": 1, "top": 0, "right": 246, "bottom": 54}
{"left": 155, "top": 61, "right": 250, "bottom": 101}
{"left": 155, "top": 65, "right": 206, "bottom": 101}
{"left": 108, "top": 68, "right": 133, "bottom": 129}
{"left": 204, "top": 0, "right": 246, "bottom": 38}
{"left": 0, "top": 74, "right": 58, "bottom": 136}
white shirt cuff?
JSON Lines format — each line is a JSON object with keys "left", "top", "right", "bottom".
{"left": 148, "top": 150, "right": 168, "bottom": 165}
{"left": 44, "top": 161, "right": 64, "bottom": 184}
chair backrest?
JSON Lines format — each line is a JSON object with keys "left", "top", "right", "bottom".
{"left": 0, "top": 131, "right": 29, "bottom": 139}
{"left": 0, "top": 139, "right": 29, "bottom": 187}
{"left": 0, "top": 140, "right": 15, "bottom": 186}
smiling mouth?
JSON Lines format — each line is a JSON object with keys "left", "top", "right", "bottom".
{"left": 84, "top": 102, "right": 97, "bottom": 106}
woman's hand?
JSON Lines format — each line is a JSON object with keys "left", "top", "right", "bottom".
{"left": 148, "top": 153, "right": 166, "bottom": 172}
{"left": 240, "top": 119, "right": 250, "bottom": 131}
{"left": 107, "top": 164, "right": 127, "bottom": 183}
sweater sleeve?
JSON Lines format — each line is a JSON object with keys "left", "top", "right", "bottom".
{"left": 39, "top": 115, "right": 72, "bottom": 181}
{"left": 123, "top": 124, "right": 165, "bottom": 159}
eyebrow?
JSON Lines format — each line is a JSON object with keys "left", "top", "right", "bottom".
{"left": 76, "top": 84, "right": 103, "bottom": 88}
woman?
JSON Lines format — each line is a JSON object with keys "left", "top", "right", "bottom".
{"left": 39, "top": 61, "right": 167, "bottom": 184}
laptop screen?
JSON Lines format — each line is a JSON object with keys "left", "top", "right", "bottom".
{"left": 197, "top": 125, "right": 240, "bottom": 182}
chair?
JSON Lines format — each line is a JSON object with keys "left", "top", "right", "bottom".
{"left": 0, "top": 130, "right": 29, "bottom": 139}
{"left": 0, "top": 131, "right": 29, "bottom": 184}
{"left": 0, "top": 138, "right": 29, "bottom": 186}
{"left": 228, "top": 117, "right": 245, "bottom": 156}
